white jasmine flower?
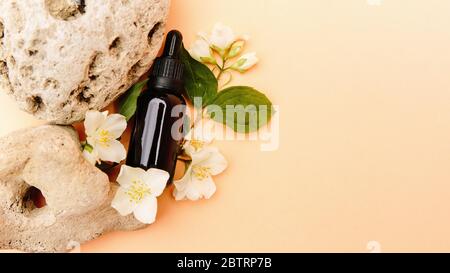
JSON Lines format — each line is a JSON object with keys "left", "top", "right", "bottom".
{"left": 231, "top": 52, "right": 259, "bottom": 72}
{"left": 112, "top": 165, "right": 169, "bottom": 224}
{"left": 174, "top": 120, "right": 226, "bottom": 201}
{"left": 174, "top": 146, "right": 228, "bottom": 201}
{"left": 190, "top": 39, "right": 216, "bottom": 64}
{"left": 183, "top": 120, "right": 216, "bottom": 156}
{"left": 209, "top": 23, "right": 236, "bottom": 53}
{"left": 83, "top": 110, "right": 127, "bottom": 164}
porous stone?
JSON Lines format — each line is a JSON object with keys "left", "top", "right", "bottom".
{"left": 0, "top": 125, "right": 145, "bottom": 253}
{"left": 0, "top": 0, "right": 170, "bottom": 124}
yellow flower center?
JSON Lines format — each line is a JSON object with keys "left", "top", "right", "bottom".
{"left": 190, "top": 140, "right": 205, "bottom": 151}
{"left": 126, "top": 180, "right": 151, "bottom": 204}
{"left": 97, "top": 129, "right": 113, "bottom": 147}
{"left": 192, "top": 165, "right": 211, "bottom": 181}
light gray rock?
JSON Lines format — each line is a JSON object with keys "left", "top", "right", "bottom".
{"left": 0, "top": 125, "right": 145, "bottom": 253}
{"left": 0, "top": 0, "right": 170, "bottom": 124}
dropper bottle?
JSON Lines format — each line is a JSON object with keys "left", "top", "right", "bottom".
{"left": 127, "top": 30, "right": 186, "bottom": 182}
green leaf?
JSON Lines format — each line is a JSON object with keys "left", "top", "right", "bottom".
{"left": 207, "top": 86, "right": 274, "bottom": 133}
{"left": 180, "top": 46, "right": 218, "bottom": 107}
{"left": 119, "top": 79, "right": 148, "bottom": 121}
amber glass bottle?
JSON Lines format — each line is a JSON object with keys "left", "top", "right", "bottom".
{"left": 127, "top": 30, "right": 186, "bottom": 182}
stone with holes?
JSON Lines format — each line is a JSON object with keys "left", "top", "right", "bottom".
{"left": 0, "top": 0, "right": 170, "bottom": 124}
{"left": 0, "top": 125, "right": 145, "bottom": 252}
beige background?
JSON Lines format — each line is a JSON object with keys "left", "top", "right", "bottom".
{"left": 2, "top": 0, "right": 450, "bottom": 252}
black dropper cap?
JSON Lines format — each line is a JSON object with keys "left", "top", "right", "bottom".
{"left": 150, "top": 30, "right": 184, "bottom": 91}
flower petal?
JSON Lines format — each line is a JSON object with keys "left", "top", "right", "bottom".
{"left": 210, "top": 23, "right": 236, "bottom": 50}
{"left": 173, "top": 166, "right": 217, "bottom": 201}
{"left": 84, "top": 111, "right": 107, "bottom": 136}
{"left": 233, "top": 52, "right": 259, "bottom": 71}
{"left": 117, "top": 165, "right": 147, "bottom": 187}
{"left": 183, "top": 120, "right": 217, "bottom": 156}
{"left": 173, "top": 169, "right": 192, "bottom": 201}
{"left": 198, "top": 175, "right": 217, "bottom": 199}
{"left": 96, "top": 139, "right": 126, "bottom": 163}
{"left": 173, "top": 187, "right": 187, "bottom": 201}
{"left": 82, "top": 148, "right": 99, "bottom": 165}
{"left": 133, "top": 196, "right": 158, "bottom": 224}
{"left": 145, "top": 168, "right": 170, "bottom": 197}
{"left": 185, "top": 182, "right": 202, "bottom": 201}
{"left": 178, "top": 170, "right": 202, "bottom": 201}
{"left": 111, "top": 187, "right": 137, "bottom": 216}
{"left": 200, "top": 149, "right": 228, "bottom": 176}
{"left": 86, "top": 136, "right": 96, "bottom": 146}
{"left": 190, "top": 39, "right": 213, "bottom": 63}
{"left": 190, "top": 146, "right": 220, "bottom": 165}
{"left": 100, "top": 113, "right": 127, "bottom": 139}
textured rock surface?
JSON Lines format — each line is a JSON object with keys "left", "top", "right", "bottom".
{"left": 0, "top": 0, "right": 170, "bottom": 124}
{"left": 0, "top": 125, "right": 145, "bottom": 253}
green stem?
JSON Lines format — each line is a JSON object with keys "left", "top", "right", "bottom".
{"left": 216, "top": 55, "right": 227, "bottom": 82}
{"left": 221, "top": 71, "right": 233, "bottom": 88}
{"left": 217, "top": 69, "right": 225, "bottom": 82}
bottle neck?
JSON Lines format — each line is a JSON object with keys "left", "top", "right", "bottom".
{"left": 148, "top": 75, "right": 183, "bottom": 94}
